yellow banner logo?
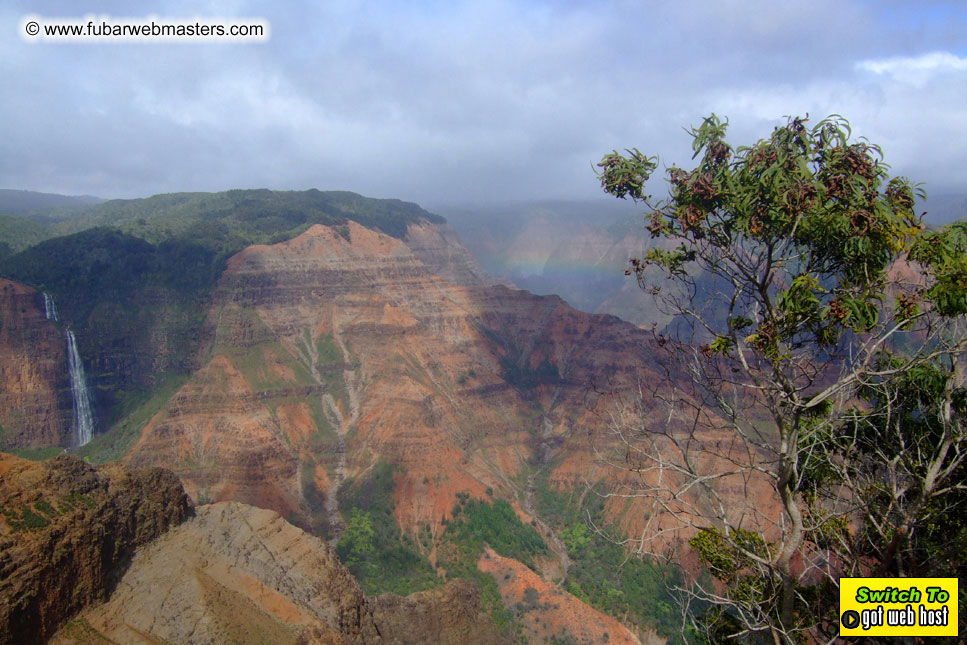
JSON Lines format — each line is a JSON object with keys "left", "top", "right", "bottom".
{"left": 840, "top": 577, "right": 958, "bottom": 637}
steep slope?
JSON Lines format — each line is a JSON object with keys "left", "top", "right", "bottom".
{"left": 478, "top": 547, "right": 661, "bottom": 645}
{"left": 123, "top": 221, "right": 672, "bottom": 537}
{"left": 403, "top": 220, "right": 492, "bottom": 287}
{"left": 124, "top": 222, "right": 514, "bottom": 533}
{"left": 0, "top": 279, "right": 72, "bottom": 448}
{"left": 111, "top": 217, "right": 780, "bottom": 642}
{"left": 52, "top": 502, "right": 504, "bottom": 645}
{"left": 0, "top": 453, "right": 192, "bottom": 644}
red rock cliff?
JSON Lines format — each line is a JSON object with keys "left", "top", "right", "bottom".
{"left": 0, "top": 279, "right": 72, "bottom": 449}
{"left": 0, "top": 453, "right": 192, "bottom": 644}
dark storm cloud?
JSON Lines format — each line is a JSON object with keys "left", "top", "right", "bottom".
{"left": 2, "top": 0, "right": 965, "bottom": 203}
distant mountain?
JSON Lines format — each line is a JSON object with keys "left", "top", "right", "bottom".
{"left": 436, "top": 199, "right": 668, "bottom": 327}
{"left": 0, "top": 190, "right": 102, "bottom": 259}
{"left": 0, "top": 189, "right": 102, "bottom": 217}
{"left": 0, "top": 190, "right": 478, "bottom": 450}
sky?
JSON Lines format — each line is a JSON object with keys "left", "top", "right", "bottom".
{"left": 2, "top": 0, "right": 966, "bottom": 206}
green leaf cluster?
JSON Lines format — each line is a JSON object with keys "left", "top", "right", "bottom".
{"left": 596, "top": 149, "right": 657, "bottom": 201}
{"left": 600, "top": 114, "right": 930, "bottom": 357}
{"left": 689, "top": 527, "right": 771, "bottom": 585}
{"left": 910, "top": 221, "right": 967, "bottom": 315}
{"left": 436, "top": 493, "right": 542, "bottom": 639}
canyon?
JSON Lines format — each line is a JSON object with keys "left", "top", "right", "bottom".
{"left": 0, "top": 191, "right": 778, "bottom": 642}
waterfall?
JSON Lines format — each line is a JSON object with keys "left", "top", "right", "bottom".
{"left": 43, "top": 293, "right": 60, "bottom": 321}
{"left": 66, "top": 330, "right": 94, "bottom": 447}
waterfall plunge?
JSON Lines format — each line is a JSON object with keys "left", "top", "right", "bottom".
{"left": 43, "top": 293, "right": 59, "bottom": 321}
{"left": 66, "top": 330, "right": 94, "bottom": 447}
{"left": 43, "top": 294, "right": 93, "bottom": 447}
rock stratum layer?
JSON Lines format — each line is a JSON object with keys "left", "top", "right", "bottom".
{"left": 0, "top": 453, "right": 192, "bottom": 644}
{"left": 111, "top": 219, "right": 696, "bottom": 639}
{"left": 125, "top": 222, "right": 654, "bottom": 529}
{"left": 52, "top": 502, "right": 504, "bottom": 645}
{"left": 124, "top": 220, "right": 770, "bottom": 543}
{"left": 0, "top": 214, "right": 779, "bottom": 642}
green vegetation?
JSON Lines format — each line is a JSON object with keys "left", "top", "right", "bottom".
{"left": 337, "top": 481, "right": 541, "bottom": 640}
{"left": 76, "top": 372, "right": 188, "bottom": 464}
{"left": 444, "top": 493, "right": 547, "bottom": 569}
{"left": 534, "top": 474, "right": 688, "bottom": 644}
{"left": 58, "top": 617, "right": 121, "bottom": 644}
{"left": 0, "top": 490, "right": 100, "bottom": 532}
{"left": 0, "top": 228, "right": 220, "bottom": 311}
{"left": 42, "top": 189, "right": 443, "bottom": 244}
{"left": 33, "top": 499, "right": 58, "bottom": 518}
{"left": 499, "top": 356, "right": 560, "bottom": 391}
{"left": 1, "top": 503, "right": 51, "bottom": 531}
{"left": 0, "top": 214, "right": 49, "bottom": 256}
{"left": 6, "top": 445, "right": 63, "bottom": 461}
{"left": 216, "top": 318, "right": 316, "bottom": 406}
{"left": 484, "top": 330, "right": 562, "bottom": 393}
{"left": 299, "top": 331, "right": 350, "bottom": 410}
{"left": 67, "top": 492, "right": 96, "bottom": 509}
{"left": 436, "top": 492, "right": 539, "bottom": 640}
{"left": 0, "top": 227, "right": 212, "bottom": 438}
{"left": 335, "top": 460, "right": 439, "bottom": 596}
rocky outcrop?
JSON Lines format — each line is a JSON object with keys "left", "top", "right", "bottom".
{"left": 0, "top": 453, "right": 192, "bottom": 644}
{"left": 52, "top": 502, "right": 504, "bottom": 645}
{"left": 0, "top": 279, "right": 72, "bottom": 448}
{"left": 371, "top": 580, "right": 505, "bottom": 645}
{"left": 54, "top": 502, "right": 378, "bottom": 644}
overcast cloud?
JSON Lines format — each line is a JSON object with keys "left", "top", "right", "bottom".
{"left": 2, "top": 0, "right": 966, "bottom": 205}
